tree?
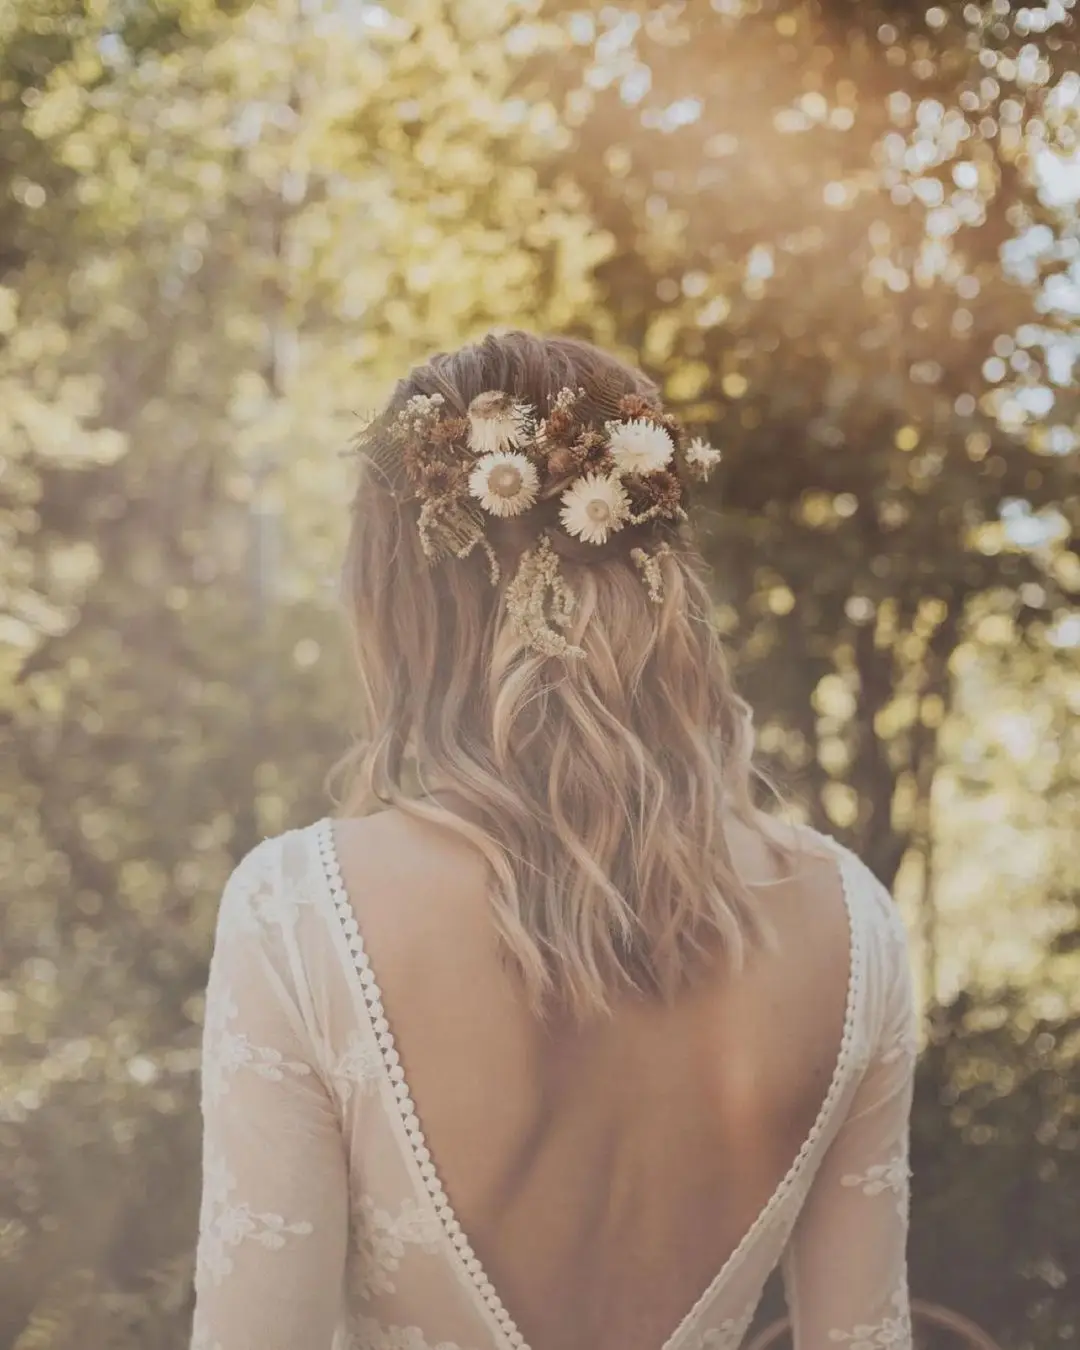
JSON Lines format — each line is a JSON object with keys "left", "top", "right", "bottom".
{"left": 518, "top": 0, "right": 1080, "bottom": 891}
{"left": 3, "top": 1, "right": 1079, "bottom": 1345}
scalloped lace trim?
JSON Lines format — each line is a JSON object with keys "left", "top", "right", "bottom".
{"left": 316, "top": 817, "right": 864, "bottom": 1350}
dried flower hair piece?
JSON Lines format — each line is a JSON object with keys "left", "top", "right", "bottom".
{"left": 360, "top": 380, "right": 720, "bottom": 658}
{"left": 560, "top": 472, "right": 630, "bottom": 545}
{"left": 468, "top": 452, "right": 539, "bottom": 518}
{"left": 400, "top": 392, "right": 446, "bottom": 435}
{"left": 416, "top": 496, "right": 490, "bottom": 567}
{"left": 631, "top": 543, "right": 670, "bottom": 605}
{"left": 553, "top": 385, "right": 586, "bottom": 412}
{"left": 505, "top": 533, "right": 583, "bottom": 660}
{"left": 685, "top": 436, "right": 722, "bottom": 477}
{"left": 467, "top": 391, "right": 533, "bottom": 455}
{"left": 607, "top": 419, "right": 675, "bottom": 476}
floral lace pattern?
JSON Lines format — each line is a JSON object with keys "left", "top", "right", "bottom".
{"left": 841, "top": 1152, "right": 911, "bottom": 1220}
{"left": 352, "top": 1193, "right": 445, "bottom": 1299}
{"left": 331, "top": 1028, "right": 384, "bottom": 1107}
{"left": 827, "top": 1279, "right": 912, "bottom": 1349}
{"left": 202, "top": 984, "right": 313, "bottom": 1107}
{"left": 214, "top": 837, "right": 316, "bottom": 945}
{"left": 691, "top": 1297, "right": 761, "bottom": 1349}
{"left": 196, "top": 1151, "right": 314, "bottom": 1287}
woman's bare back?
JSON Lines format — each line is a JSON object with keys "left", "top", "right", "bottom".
{"left": 334, "top": 809, "right": 852, "bottom": 1350}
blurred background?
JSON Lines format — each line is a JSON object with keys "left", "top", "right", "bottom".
{"left": 1, "top": 0, "right": 1079, "bottom": 1346}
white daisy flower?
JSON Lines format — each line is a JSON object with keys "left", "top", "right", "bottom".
{"left": 686, "top": 436, "right": 722, "bottom": 476}
{"left": 467, "top": 391, "right": 533, "bottom": 455}
{"left": 468, "top": 452, "right": 539, "bottom": 518}
{"left": 559, "top": 473, "right": 630, "bottom": 545}
{"left": 606, "top": 418, "right": 675, "bottom": 475}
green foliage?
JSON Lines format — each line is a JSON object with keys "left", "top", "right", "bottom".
{"left": 527, "top": 0, "right": 1080, "bottom": 882}
{"left": 2, "top": 1, "right": 1078, "bottom": 1346}
{"left": 910, "top": 992, "right": 1080, "bottom": 1347}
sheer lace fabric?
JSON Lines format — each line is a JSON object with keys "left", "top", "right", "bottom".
{"left": 190, "top": 820, "right": 917, "bottom": 1350}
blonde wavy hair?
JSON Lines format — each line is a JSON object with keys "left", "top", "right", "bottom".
{"left": 331, "top": 331, "right": 785, "bottom": 1021}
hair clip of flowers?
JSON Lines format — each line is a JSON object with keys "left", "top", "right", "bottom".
{"left": 371, "top": 385, "right": 720, "bottom": 657}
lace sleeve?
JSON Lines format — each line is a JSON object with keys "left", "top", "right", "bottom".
{"left": 781, "top": 885, "right": 918, "bottom": 1350}
{"left": 190, "top": 838, "right": 348, "bottom": 1350}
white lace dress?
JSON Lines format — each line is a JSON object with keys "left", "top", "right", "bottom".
{"left": 190, "top": 819, "right": 918, "bottom": 1350}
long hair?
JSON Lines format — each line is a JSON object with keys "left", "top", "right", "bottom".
{"left": 330, "top": 331, "right": 785, "bottom": 1021}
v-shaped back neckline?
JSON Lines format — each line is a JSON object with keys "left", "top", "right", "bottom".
{"left": 314, "top": 816, "right": 865, "bottom": 1350}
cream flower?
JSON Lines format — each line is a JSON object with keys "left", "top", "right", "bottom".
{"left": 559, "top": 473, "right": 629, "bottom": 545}
{"left": 686, "top": 436, "right": 722, "bottom": 476}
{"left": 467, "top": 391, "right": 533, "bottom": 455}
{"left": 468, "top": 452, "right": 539, "bottom": 518}
{"left": 606, "top": 418, "right": 674, "bottom": 475}
{"left": 397, "top": 392, "right": 445, "bottom": 432}
{"left": 551, "top": 384, "right": 585, "bottom": 413}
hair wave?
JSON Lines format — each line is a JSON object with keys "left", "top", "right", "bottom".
{"left": 330, "top": 331, "right": 785, "bottom": 1021}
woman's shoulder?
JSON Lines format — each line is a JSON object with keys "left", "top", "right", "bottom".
{"left": 308, "top": 807, "right": 495, "bottom": 958}
{"left": 215, "top": 819, "right": 341, "bottom": 931}
{"left": 747, "top": 812, "right": 912, "bottom": 970}
{"left": 221, "top": 812, "right": 413, "bottom": 885}
{"left": 747, "top": 818, "right": 916, "bottom": 1064}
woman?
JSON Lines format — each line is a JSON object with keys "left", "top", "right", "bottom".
{"left": 190, "top": 332, "right": 917, "bottom": 1350}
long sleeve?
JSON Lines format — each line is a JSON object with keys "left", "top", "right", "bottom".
{"left": 190, "top": 838, "right": 348, "bottom": 1350}
{"left": 781, "top": 888, "right": 918, "bottom": 1350}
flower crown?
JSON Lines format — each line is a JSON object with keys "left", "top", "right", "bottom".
{"left": 362, "top": 384, "right": 720, "bottom": 659}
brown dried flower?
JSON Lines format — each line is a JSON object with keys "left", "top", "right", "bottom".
{"left": 576, "top": 429, "right": 611, "bottom": 469}
{"left": 420, "top": 460, "right": 465, "bottom": 496}
{"left": 431, "top": 416, "right": 469, "bottom": 448}
{"left": 617, "top": 393, "right": 661, "bottom": 422}
{"left": 546, "top": 447, "right": 578, "bottom": 479}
